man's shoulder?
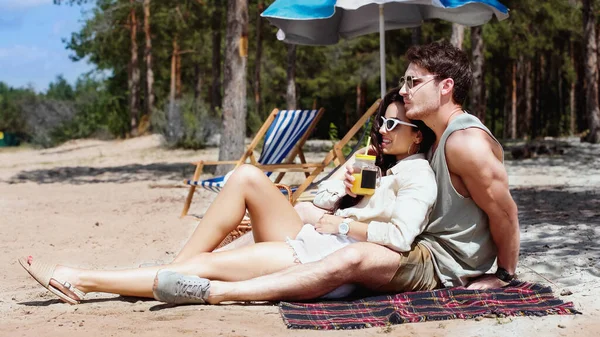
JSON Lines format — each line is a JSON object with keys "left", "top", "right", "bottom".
{"left": 445, "top": 127, "right": 497, "bottom": 157}
{"left": 444, "top": 128, "right": 501, "bottom": 174}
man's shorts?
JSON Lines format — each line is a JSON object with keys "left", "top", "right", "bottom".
{"left": 377, "top": 242, "right": 441, "bottom": 293}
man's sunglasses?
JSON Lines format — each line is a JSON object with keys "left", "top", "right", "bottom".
{"left": 379, "top": 116, "right": 417, "bottom": 132}
{"left": 398, "top": 75, "right": 437, "bottom": 90}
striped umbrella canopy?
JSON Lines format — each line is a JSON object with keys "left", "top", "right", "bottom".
{"left": 262, "top": 0, "right": 509, "bottom": 98}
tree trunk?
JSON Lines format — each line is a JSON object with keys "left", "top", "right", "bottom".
{"left": 411, "top": 27, "right": 421, "bottom": 46}
{"left": 143, "top": 0, "right": 154, "bottom": 117}
{"left": 583, "top": 0, "right": 600, "bottom": 143}
{"left": 531, "top": 55, "right": 544, "bottom": 139}
{"left": 170, "top": 39, "right": 178, "bottom": 105}
{"left": 470, "top": 26, "right": 485, "bottom": 122}
{"left": 254, "top": 1, "right": 264, "bottom": 117}
{"left": 128, "top": 0, "right": 140, "bottom": 134}
{"left": 167, "top": 37, "right": 182, "bottom": 143}
{"left": 217, "top": 0, "right": 249, "bottom": 175}
{"left": 524, "top": 59, "right": 533, "bottom": 139}
{"left": 211, "top": 5, "right": 223, "bottom": 113}
{"left": 356, "top": 81, "right": 366, "bottom": 120}
{"left": 176, "top": 47, "right": 182, "bottom": 97}
{"left": 286, "top": 44, "right": 297, "bottom": 110}
{"left": 503, "top": 83, "right": 510, "bottom": 139}
{"left": 532, "top": 54, "right": 542, "bottom": 139}
{"left": 510, "top": 62, "right": 517, "bottom": 139}
{"left": 450, "top": 24, "right": 465, "bottom": 50}
{"left": 570, "top": 41, "right": 577, "bottom": 135}
{"left": 557, "top": 57, "right": 564, "bottom": 137}
{"left": 194, "top": 63, "right": 202, "bottom": 109}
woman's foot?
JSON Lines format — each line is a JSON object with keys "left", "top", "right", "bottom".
{"left": 152, "top": 270, "right": 211, "bottom": 305}
{"left": 19, "top": 256, "right": 87, "bottom": 304}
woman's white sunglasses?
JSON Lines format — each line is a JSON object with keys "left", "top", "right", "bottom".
{"left": 380, "top": 116, "right": 417, "bottom": 132}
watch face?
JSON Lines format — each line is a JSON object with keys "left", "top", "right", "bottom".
{"left": 339, "top": 223, "right": 350, "bottom": 235}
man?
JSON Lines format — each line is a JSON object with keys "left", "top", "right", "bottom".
{"left": 156, "top": 41, "right": 520, "bottom": 304}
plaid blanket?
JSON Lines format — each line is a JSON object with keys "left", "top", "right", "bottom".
{"left": 279, "top": 281, "right": 581, "bottom": 330}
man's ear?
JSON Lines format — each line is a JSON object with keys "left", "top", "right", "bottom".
{"left": 440, "top": 78, "right": 454, "bottom": 96}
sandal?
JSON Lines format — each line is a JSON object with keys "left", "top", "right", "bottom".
{"left": 18, "top": 257, "right": 86, "bottom": 305}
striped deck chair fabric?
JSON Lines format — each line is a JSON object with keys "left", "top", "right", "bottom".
{"left": 181, "top": 108, "right": 325, "bottom": 216}
{"left": 187, "top": 109, "right": 319, "bottom": 192}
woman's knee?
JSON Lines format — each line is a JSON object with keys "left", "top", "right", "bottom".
{"left": 228, "top": 164, "right": 266, "bottom": 186}
{"left": 293, "top": 202, "right": 312, "bottom": 214}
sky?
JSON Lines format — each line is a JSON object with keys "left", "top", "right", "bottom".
{"left": 0, "top": 0, "right": 95, "bottom": 92}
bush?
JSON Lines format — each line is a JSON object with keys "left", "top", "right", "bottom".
{"left": 0, "top": 82, "right": 30, "bottom": 139}
{"left": 20, "top": 97, "right": 78, "bottom": 148}
{"left": 152, "top": 94, "right": 221, "bottom": 149}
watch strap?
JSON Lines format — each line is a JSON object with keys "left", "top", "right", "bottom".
{"left": 495, "top": 267, "right": 515, "bottom": 282}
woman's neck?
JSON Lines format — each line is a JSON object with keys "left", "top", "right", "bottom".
{"left": 395, "top": 153, "right": 411, "bottom": 162}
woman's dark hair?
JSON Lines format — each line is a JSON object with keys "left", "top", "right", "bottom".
{"left": 332, "top": 88, "right": 436, "bottom": 211}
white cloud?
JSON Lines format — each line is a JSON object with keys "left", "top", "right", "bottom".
{"left": 0, "top": 45, "right": 50, "bottom": 62}
{"left": 52, "top": 20, "right": 66, "bottom": 36}
{"left": 0, "top": 0, "right": 53, "bottom": 10}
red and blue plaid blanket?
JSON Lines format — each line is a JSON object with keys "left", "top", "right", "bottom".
{"left": 279, "top": 281, "right": 581, "bottom": 330}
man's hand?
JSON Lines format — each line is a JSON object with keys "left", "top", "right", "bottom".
{"left": 466, "top": 274, "right": 508, "bottom": 289}
{"left": 314, "top": 214, "right": 344, "bottom": 234}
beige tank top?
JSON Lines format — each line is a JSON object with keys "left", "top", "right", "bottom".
{"left": 418, "top": 113, "right": 501, "bottom": 287}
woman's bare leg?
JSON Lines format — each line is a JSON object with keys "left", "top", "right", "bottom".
{"left": 39, "top": 241, "right": 298, "bottom": 299}
{"left": 174, "top": 164, "right": 303, "bottom": 262}
{"left": 293, "top": 202, "right": 329, "bottom": 225}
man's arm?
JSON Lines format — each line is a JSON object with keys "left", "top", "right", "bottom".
{"left": 445, "top": 128, "right": 520, "bottom": 288}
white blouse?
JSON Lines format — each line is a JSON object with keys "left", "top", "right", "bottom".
{"left": 334, "top": 153, "right": 437, "bottom": 252}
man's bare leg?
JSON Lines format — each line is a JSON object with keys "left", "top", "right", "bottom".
{"left": 205, "top": 242, "right": 401, "bottom": 304}
{"left": 174, "top": 164, "right": 304, "bottom": 262}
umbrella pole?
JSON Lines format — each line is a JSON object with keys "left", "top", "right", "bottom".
{"left": 379, "top": 4, "right": 386, "bottom": 99}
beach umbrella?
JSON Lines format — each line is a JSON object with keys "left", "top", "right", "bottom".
{"left": 262, "top": 0, "right": 509, "bottom": 98}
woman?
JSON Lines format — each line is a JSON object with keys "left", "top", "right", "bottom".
{"left": 19, "top": 89, "right": 436, "bottom": 305}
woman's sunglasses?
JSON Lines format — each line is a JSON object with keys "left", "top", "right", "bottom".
{"left": 398, "top": 75, "right": 436, "bottom": 90}
{"left": 379, "top": 116, "right": 417, "bottom": 132}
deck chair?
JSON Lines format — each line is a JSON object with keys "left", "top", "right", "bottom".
{"left": 212, "top": 99, "right": 382, "bottom": 246}
{"left": 293, "top": 98, "right": 382, "bottom": 203}
{"left": 181, "top": 108, "right": 325, "bottom": 217}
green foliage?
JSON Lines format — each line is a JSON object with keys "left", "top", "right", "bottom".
{"left": 328, "top": 122, "right": 338, "bottom": 144}
{"left": 0, "top": 82, "right": 31, "bottom": 134}
{"left": 46, "top": 75, "right": 76, "bottom": 101}
{"left": 5, "top": 0, "right": 593, "bottom": 148}
{"left": 51, "top": 76, "right": 120, "bottom": 143}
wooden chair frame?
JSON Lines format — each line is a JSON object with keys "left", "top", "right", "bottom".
{"left": 181, "top": 108, "right": 325, "bottom": 217}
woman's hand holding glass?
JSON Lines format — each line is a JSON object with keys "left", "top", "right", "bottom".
{"left": 343, "top": 163, "right": 358, "bottom": 198}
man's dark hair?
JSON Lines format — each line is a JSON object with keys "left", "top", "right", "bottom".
{"left": 405, "top": 40, "right": 473, "bottom": 105}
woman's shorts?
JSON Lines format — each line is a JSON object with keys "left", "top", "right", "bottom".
{"left": 286, "top": 224, "right": 358, "bottom": 264}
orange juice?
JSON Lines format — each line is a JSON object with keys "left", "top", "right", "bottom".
{"left": 351, "top": 170, "right": 377, "bottom": 195}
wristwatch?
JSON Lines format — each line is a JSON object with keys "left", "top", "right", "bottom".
{"left": 495, "top": 267, "right": 515, "bottom": 282}
{"left": 338, "top": 218, "right": 352, "bottom": 236}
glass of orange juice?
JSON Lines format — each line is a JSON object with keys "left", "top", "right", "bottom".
{"left": 350, "top": 154, "right": 381, "bottom": 196}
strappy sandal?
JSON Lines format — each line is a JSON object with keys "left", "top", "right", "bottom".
{"left": 18, "top": 257, "right": 86, "bottom": 305}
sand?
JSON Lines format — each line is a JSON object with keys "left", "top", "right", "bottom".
{"left": 0, "top": 135, "right": 598, "bottom": 337}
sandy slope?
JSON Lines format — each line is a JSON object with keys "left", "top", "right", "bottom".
{"left": 0, "top": 135, "right": 598, "bottom": 337}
